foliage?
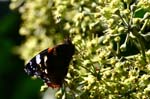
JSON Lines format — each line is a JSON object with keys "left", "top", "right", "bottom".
{"left": 0, "top": 2, "right": 43, "bottom": 99}
{"left": 10, "top": 0, "right": 150, "bottom": 99}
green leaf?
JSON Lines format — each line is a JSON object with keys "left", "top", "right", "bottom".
{"left": 134, "top": 8, "right": 147, "bottom": 18}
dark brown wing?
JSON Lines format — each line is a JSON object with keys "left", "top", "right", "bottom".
{"left": 24, "top": 39, "right": 75, "bottom": 88}
{"left": 46, "top": 42, "right": 75, "bottom": 86}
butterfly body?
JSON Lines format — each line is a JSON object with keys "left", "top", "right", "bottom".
{"left": 24, "top": 39, "right": 75, "bottom": 88}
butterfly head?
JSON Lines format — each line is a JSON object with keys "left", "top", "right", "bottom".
{"left": 63, "top": 38, "right": 75, "bottom": 56}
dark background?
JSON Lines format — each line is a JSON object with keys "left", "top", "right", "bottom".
{"left": 0, "top": 1, "right": 42, "bottom": 99}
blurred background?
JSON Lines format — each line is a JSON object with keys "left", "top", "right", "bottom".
{"left": 1, "top": 0, "right": 150, "bottom": 99}
{"left": 0, "top": 1, "right": 43, "bottom": 99}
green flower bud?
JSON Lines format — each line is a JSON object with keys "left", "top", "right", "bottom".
{"left": 120, "top": 43, "right": 127, "bottom": 52}
{"left": 143, "top": 12, "right": 150, "bottom": 20}
{"left": 114, "top": 36, "right": 121, "bottom": 42}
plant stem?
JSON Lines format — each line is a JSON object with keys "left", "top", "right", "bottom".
{"left": 131, "top": 28, "right": 146, "bottom": 63}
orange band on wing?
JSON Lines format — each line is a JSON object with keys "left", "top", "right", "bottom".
{"left": 47, "top": 82, "right": 61, "bottom": 89}
{"left": 48, "top": 48, "right": 53, "bottom": 53}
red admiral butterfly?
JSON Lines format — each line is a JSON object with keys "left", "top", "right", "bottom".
{"left": 24, "top": 38, "right": 75, "bottom": 88}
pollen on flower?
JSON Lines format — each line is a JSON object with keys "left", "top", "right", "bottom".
{"left": 40, "top": 84, "right": 48, "bottom": 92}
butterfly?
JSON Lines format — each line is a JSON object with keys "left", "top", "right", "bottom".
{"left": 24, "top": 38, "right": 75, "bottom": 88}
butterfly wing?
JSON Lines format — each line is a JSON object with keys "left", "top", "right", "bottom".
{"left": 24, "top": 39, "right": 75, "bottom": 88}
{"left": 46, "top": 43, "right": 75, "bottom": 86}
{"left": 24, "top": 48, "right": 51, "bottom": 84}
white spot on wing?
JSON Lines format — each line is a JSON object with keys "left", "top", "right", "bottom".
{"left": 24, "top": 68, "right": 31, "bottom": 75}
{"left": 36, "top": 54, "right": 41, "bottom": 64}
{"left": 29, "top": 61, "right": 32, "bottom": 65}
{"left": 44, "top": 56, "right": 47, "bottom": 62}
{"left": 45, "top": 69, "right": 48, "bottom": 74}
{"left": 32, "top": 67, "right": 36, "bottom": 70}
{"left": 44, "top": 56, "right": 48, "bottom": 66}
